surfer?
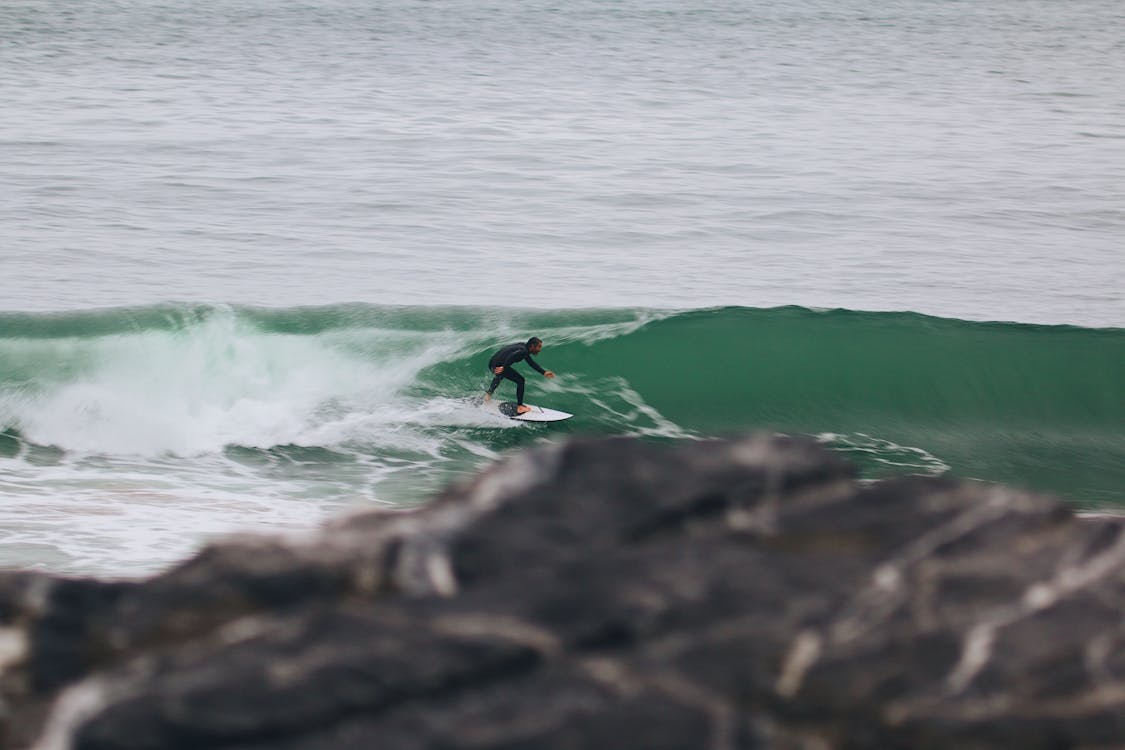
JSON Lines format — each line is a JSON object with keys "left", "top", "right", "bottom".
{"left": 484, "top": 337, "right": 556, "bottom": 414}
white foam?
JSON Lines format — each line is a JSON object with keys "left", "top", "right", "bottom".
{"left": 1, "top": 309, "right": 466, "bottom": 457}
{"left": 816, "top": 432, "right": 950, "bottom": 476}
{"left": 0, "top": 311, "right": 524, "bottom": 576}
{"left": 0, "top": 308, "right": 677, "bottom": 576}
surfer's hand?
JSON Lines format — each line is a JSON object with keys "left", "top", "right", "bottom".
{"left": 544, "top": 371, "right": 556, "bottom": 379}
{"left": 493, "top": 366, "right": 504, "bottom": 374}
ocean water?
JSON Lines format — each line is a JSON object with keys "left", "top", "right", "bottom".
{"left": 1, "top": 0, "right": 1122, "bottom": 577}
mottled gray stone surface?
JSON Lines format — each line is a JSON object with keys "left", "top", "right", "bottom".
{"left": 1, "top": 435, "right": 1123, "bottom": 749}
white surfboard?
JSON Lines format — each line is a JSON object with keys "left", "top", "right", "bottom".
{"left": 494, "top": 401, "right": 573, "bottom": 422}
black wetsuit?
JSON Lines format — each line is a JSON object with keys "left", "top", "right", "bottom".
{"left": 486, "top": 343, "right": 546, "bottom": 405}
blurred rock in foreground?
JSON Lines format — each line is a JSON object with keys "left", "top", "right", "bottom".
{"left": 1, "top": 434, "right": 1123, "bottom": 749}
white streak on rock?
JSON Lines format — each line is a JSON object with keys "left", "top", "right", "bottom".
{"left": 30, "top": 678, "right": 113, "bottom": 750}
{"left": 831, "top": 490, "right": 1028, "bottom": 645}
{"left": 947, "top": 626, "right": 995, "bottom": 693}
{"left": 425, "top": 552, "right": 458, "bottom": 597}
{"left": 776, "top": 631, "right": 823, "bottom": 698}
{"left": 466, "top": 443, "right": 564, "bottom": 514}
{"left": 0, "top": 627, "right": 28, "bottom": 674}
{"left": 947, "top": 526, "right": 1125, "bottom": 695}
{"left": 433, "top": 614, "right": 562, "bottom": 657}
{"left": 874, "top": 564, "right": 901, "bottom": 591}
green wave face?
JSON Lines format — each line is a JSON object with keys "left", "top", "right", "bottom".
{"left": 2, "top": 304, "right": 1122, "bottom": 509}
{"left": 546, "top": 306, "right": 1123, "bottom": 505}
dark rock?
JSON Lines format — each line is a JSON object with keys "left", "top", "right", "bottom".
{"left": 1, "top": 434, "right": 1123, "bottom": 749}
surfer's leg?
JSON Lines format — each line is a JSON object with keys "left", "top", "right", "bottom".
{"left": 486, "top": 372, "right": 503, "bottom": 396}
{"left": 505, "top": 370, "right": 526, "bottom": 404}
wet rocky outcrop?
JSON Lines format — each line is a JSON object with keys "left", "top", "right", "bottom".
{"left": 1, "top": 434, "right": 1123, "bottom": 749}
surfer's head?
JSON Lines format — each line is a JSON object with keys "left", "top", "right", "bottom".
{"left": 527, "top": 336, "right": 543, "bottom": 353}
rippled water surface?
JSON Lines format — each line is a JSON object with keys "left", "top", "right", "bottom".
{"left": 3, "top": 0, "right": 1122, "bottom": 324}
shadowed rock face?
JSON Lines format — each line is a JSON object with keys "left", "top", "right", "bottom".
{"left": 0, "top": 434, "right": 1123, "bottom": 749}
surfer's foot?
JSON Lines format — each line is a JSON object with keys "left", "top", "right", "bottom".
{"left": 516, "top": 404, "right": 531, "bottom": 415}
{"left": 483, "top": 392, "right": 491, "bottom": 401}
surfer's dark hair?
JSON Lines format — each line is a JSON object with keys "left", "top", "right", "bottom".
{"left": 527, "top": 337, "right": 542, "bottom": 347}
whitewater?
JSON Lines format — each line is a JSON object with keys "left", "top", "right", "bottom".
{"left": 1, "top": 0, "right": 1123, "bottom": 576}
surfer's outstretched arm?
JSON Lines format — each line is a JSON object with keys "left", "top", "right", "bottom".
{"left": 525, "top": 355, "right": 547, "bottom": 376}
{"left": 525, "top": 352, "right": 555, "bottom": 378}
